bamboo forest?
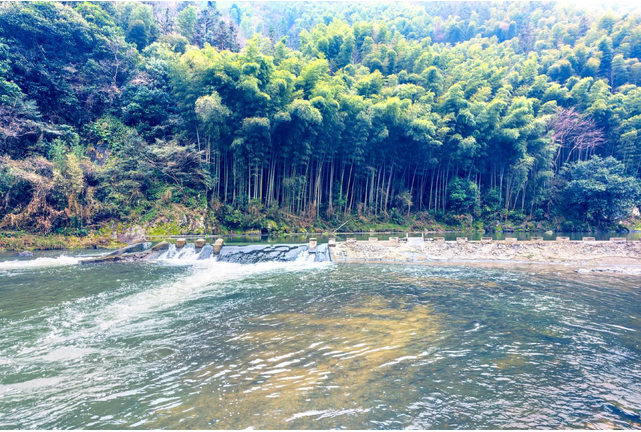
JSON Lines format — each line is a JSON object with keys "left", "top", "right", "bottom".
{"left": 3, "top": 1, "right": 641, "bottom": 237}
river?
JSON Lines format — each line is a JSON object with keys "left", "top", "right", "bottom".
{"left": 0, "top": 248, "right": 640, "bottom": 429}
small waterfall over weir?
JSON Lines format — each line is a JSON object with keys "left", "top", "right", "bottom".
{"left": 71, "top": 239, "right": 331, "bottom": 266}
{"left": 158, "top": 244, "right": 201, "bottom": 261}
{"left": 217, "top": 244, "right": 330, "bottom": 264}
{"left": 156, "top": 243, "right": 331, "bottom": 264}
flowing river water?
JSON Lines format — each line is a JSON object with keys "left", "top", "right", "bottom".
{"left": 0, "top": 248, "right": 640, "bottom": 429}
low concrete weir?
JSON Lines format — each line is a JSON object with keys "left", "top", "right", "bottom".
{"left": 78, "top": 237, "right": 641, "bottom": 266}
{"left": 81, "top": 241, "right": 333, "bottom": 264}
{"left": 329, "top": 238, "right": 641, "bottom": 265}
{"left": 217, "top": 244, "right": 305, "bottom": 264}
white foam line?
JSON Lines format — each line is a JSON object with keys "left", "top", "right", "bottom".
{"left": 604, "top": 323, "right": 636, "bottom": 332}
{"left": 285, "top": 410, "right": 330, "bottom": 422}
{"left": 95, "top": 261, "right": 330, "bottom": 330}
{"left": 379, "top": 355, "right": 418, "bottom": 368}
{"left": 268, "top": 351, "right": 304, "bottom": 362}
{"left": 0, "top": 256, "right": 80, "bottom": 271}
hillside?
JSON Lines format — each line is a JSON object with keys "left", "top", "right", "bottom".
{"left": 2, "top": 1, "right": 641, "bottom": 237}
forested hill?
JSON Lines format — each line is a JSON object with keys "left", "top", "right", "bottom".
{"left": 2, "top": 1, "right": 641, "bottom": 236}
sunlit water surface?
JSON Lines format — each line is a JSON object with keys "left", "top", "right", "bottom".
{"left": 0, "top": 251, "right": 640, "bottom": 429}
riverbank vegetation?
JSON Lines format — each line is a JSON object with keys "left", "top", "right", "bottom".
{"left": 0, "top": 231, "right": 118, "bottom": 251}
{"left": 2, "top": 1, "right": 641, "bottom": 238}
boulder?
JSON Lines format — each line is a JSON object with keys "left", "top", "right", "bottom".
{"left": 213, "top": 238, "right": 224, "bottom": 255}
{"left": 107, "top": 242, "right": 151, "bottom": 256}
{"left": 81, "top": 251, "right": 150, "bottom": 265}
{"left": 151, "top": 241, "right": 170, "bottom": 251}
{"left": 195, "top": 238, "right": 206, "bottom": 248}
{"left": 117, "top": 225, "right": 146, "bottom": 244}
{"left": 175, "top": 238, "right": 187, "bottom": 248}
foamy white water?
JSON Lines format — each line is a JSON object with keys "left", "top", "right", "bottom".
{"left": 96, "top": 257, "right": 331, "bottom": 329}
{"left": 7, "top": 252, "right": 332, "bottom": 353}
{"left": 155, "top": 244, "right": 201, "bottom": 264}
{"left": 0, "top": 255, "right": 81, "bottom": 270}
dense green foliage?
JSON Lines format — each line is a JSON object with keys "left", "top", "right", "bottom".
{"left": 2, "top": 1, "right": 641, "bottom": 234}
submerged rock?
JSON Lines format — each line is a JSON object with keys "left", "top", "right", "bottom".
{"left": 17, "top": 251, "right": 34, "bottom": 257}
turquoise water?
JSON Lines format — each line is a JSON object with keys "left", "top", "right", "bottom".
{"left": 0, "top": 251, "right": 640, "bottom": 429}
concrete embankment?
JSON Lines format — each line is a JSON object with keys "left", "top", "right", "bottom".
{"left": 329, "top": 237, "right": 641, "bottom": 265}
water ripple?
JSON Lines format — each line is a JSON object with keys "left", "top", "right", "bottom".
{"left": 0, "top": 262, "right": 640, "bottom": 429}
